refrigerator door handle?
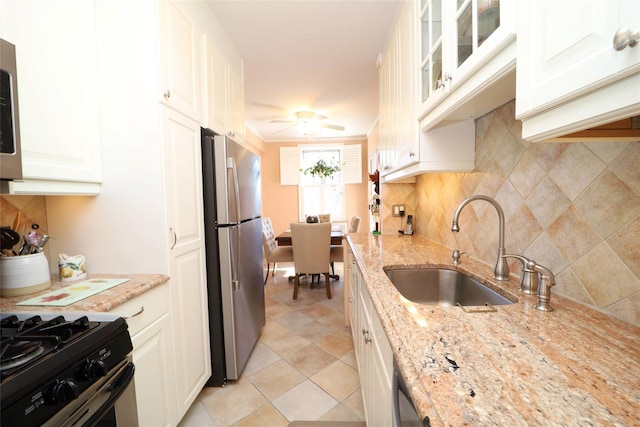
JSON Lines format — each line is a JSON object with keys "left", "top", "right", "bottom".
{"left": 227, "top": 157, "right": 242, "bottom": 291}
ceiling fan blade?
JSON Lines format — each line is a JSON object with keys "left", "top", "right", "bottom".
{"left": 269, "top": 119, "right": 296, "bottom": 124}
{"left": 320, "top": 123, "right": 346, "bottom": 131}
{"left": 272, "top": 124, "right": 297, "bottom": 135}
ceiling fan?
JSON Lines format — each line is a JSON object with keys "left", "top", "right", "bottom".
{"left": 269, "top": 111, "right": 346, "bottom": 136}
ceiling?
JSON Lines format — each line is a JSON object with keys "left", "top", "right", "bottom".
{"left": 206, "top": 1, "right": 403, "bottom": 142}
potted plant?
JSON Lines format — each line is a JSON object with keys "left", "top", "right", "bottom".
{"left": 301, "top": 159, "right": 341, "bottom": 183}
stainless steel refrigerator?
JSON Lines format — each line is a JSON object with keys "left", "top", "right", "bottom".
{"left": 201, "top": 128, "right": 265, "bottom": 386}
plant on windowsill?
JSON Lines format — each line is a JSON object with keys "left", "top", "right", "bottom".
{"left": 301, "top": 159, "right": 341, "bottom": 183}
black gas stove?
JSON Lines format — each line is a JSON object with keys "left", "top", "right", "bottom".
{"left": 0, "top": 312, "right": 135, "bottom": 427}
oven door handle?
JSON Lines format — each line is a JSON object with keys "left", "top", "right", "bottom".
{"left": 83, "top": 362, "right": 135, "bottom": 427}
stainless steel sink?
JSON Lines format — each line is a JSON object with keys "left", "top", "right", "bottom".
{"left": 385, "top": 268, "right": 514, "bottom": 306}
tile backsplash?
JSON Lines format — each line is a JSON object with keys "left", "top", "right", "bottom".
{"left": 384, "top": 101, "right": 639, "bottom": 326}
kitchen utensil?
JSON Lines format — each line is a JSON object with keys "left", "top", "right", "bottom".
{"left": 0, "top": 227, "right": 21, "bottom": 255}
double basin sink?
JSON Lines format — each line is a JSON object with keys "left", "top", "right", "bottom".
{"left": 384, "top": 267, "right": 514, "bottom": 307}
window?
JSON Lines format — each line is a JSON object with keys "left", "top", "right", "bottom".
{"left": 299, "top": 146, "right": 344, "bottom": 221}
{"left": 279, "top": 144, "right": 362, "bottom": 223}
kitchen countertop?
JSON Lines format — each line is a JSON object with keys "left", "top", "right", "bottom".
{"left": 0, "top": 274, "right": 169, "bottom": 313}
{"left": 347, "top": 233, "right": 640, "bottom": 426}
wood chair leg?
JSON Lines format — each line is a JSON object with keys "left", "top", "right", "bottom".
{"left": 263, "top": 265, "right": 269, "bottom": 286}
{"left": 272, "top": 262, "right": 277, "bottom": 277}
{"left": 325, "top": 273, "right": 331, "bottom": 299}
{"left": 293, "top": 274, "right": 300, "bottom": 300}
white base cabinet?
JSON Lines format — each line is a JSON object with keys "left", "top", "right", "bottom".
{"left": 516, "top": 0, "right": 640, "bottom": 141}
{"left": 109, "top": 283, "right": 176, "bottom": 427}
{"left": 348, "top": 247, "right": 393, "bottom": 425}
{"left": 161, "top": 108, "right": 211, "bottom": 420}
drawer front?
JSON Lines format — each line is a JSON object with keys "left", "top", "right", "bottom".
{"left": 109, "top": 283, "right": 170, "bottom": 337}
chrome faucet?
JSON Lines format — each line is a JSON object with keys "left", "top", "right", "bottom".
{"left": 531, "top": 263, "right": 555, "bottom": 312}
{"left": 502, "top": 254, "right": 540, "bottom": 295}
{"left": 451, "top": 195, "right": 509, "bottom": 280}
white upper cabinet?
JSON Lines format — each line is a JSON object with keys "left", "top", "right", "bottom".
{"left": 516, "top": 0, "right": 640, "bottom": 142}
{"left": 158, "top": 1, "right": 201, "bottom": 121}
{"left": 201, "top": 33, "right": 246, "bottom": 141}
{"left": 0, "top": 0, "right": 102, "bottom": 195}
{"left": 419, "top": 0, "right": 516, "bottom": 130}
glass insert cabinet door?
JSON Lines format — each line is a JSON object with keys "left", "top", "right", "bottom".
{"left": 420, "top": 0, "right": 443, "bottom": 103}
{"left": 420, "top": 0, "right": 501, "bottom": 104}
{"left": 456, "top": 0, "right": 500, "bottom": 66}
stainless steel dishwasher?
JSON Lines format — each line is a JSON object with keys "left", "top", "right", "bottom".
{"left": 393, "top": 360, "right": 428, "bottom": 427}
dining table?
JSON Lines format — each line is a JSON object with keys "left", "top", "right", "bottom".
{"left": 275, "top": 229, "right": 344, "bottom": 246}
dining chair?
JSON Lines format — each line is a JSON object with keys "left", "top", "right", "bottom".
{"left": 291, "top": 222, "right": 332, "bottom": 299}
{"left": 318, "top": 213, "right": 331, "bottom": 223}
{"left": 261, "top": 217, "right": 294, "bottom": 285}
{"left": 330, "top": 216, "right": 361, "bottom": 277}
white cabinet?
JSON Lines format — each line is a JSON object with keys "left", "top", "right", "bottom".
{"left": 158, "top": 1, "right": 200, "bottom": 121}
{"left": 161, "top": 108, "right": 211, "bottom": 420}
{"left": 418, "top": 0, "right": 517, "bottom": 131}
{"left": 516, "top": 0, "right": 640, "bottom": 142}
{"left": 109, "top": 283, "right": 176, "bottom": 427}
{"left": 378, "top": 2, "right": 417, "bottom": 175}
{"left": 201, "top": 38, "right": 246, "bottom": 140}
{"left": 380, "top": 0, "right": 512, "bottom": 182}
{"left": 0, "top": 0, "right": 102, "bottom": 195}
{"left": 348, "top": 247, "right": 393, "bottom": 425}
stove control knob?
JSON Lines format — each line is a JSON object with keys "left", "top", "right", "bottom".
{"left": 81, "top": 359, "right": 107, "bottom": 380}
{"left": 52, "top": 379, "right": 78, "bottom": 404}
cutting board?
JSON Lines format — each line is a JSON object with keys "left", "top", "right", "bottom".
{"left": 17, "top": 278, "right": 130, "bottom": 307}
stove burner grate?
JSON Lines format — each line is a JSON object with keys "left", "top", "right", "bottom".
{"left": 0, "top": 341, "right": 45, "bottom": 371}
{"left": 0, "top": 315, "right": 96, "bottom": 380}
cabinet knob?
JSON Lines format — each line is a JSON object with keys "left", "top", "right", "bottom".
{"left": 613, "top": 26, "right": 640, "bottom": 51}
{"left": 163, "top": 90, "right": 171, "bottom": 99}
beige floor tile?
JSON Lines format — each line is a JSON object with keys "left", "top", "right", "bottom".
{"left": 320, "top": 403, "right": 366, "bottom": 422}
{"left": 283, "top": 344, "right": 338, "bottom": 377}
{"left": 340, "top": 350, "right": 358, "bottom": 369}
{"left": 243, "top": 342, "right": 281, "bottom": 376}
{"left": 248, "top": 359, "right": 305, "bottom": 400}
{"left": 271, "top": 379, "right": 339, "bottom": 422}
{"left": 180, "top": 269, "right": 363, "bottom": 426}
{"left": 311, "top": 360, "right": 360, "bottom": 401}
{"left": 315, "top": 332, "right": 354, "bottom": 358}
{"left": 200, "top": 375, "right": 268, "bottom": 426}
{"left": 342, "top": 389, "right": 365, "bottom": 419}
{"left": 289, "top": 319, "right": 335, "bottom": 343}
{"left": 231, "top": 403, "right": 289, "bottom": 427}
{"left": 273, "top": 310, "right": 314, "bottom": 331}
{"left": 264, "top": 332, "right": 311, "bottom": 357}
{"left": 299, "top": 301, "right": 335, "bottom": 319}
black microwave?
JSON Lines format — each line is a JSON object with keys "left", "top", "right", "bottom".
{"left": 0, "top": 37, "right": 22, "bottom": 181}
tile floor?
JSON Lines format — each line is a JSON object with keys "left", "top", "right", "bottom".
{"left": 178, "top": 263, "right": 364, "bottom": 427}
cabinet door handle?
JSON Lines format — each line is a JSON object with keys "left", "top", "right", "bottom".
{"left": 613, "top": 26, "right": 640, "bottom": 51}
{"left": 124, "top": 306, "right": 145, "bottom": 319}
{"left": 170, "top": 227, "right": 177, "bottom": 249}
{"left": 163, "top": 90, "right": 171, "bottom": 99}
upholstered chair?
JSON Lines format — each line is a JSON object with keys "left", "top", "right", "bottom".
{"left": 261, "top": 217, "right": 294, "bottom": 285}
{"left": 291, "top": 222, "right": 332, "bottom": 299}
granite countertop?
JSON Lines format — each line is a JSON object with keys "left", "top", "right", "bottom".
{"left": 0, "top": 274, "right": 169, "bottom": 313}
{"left": 347, "top": 233, "right": 640, "bottom": 426}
